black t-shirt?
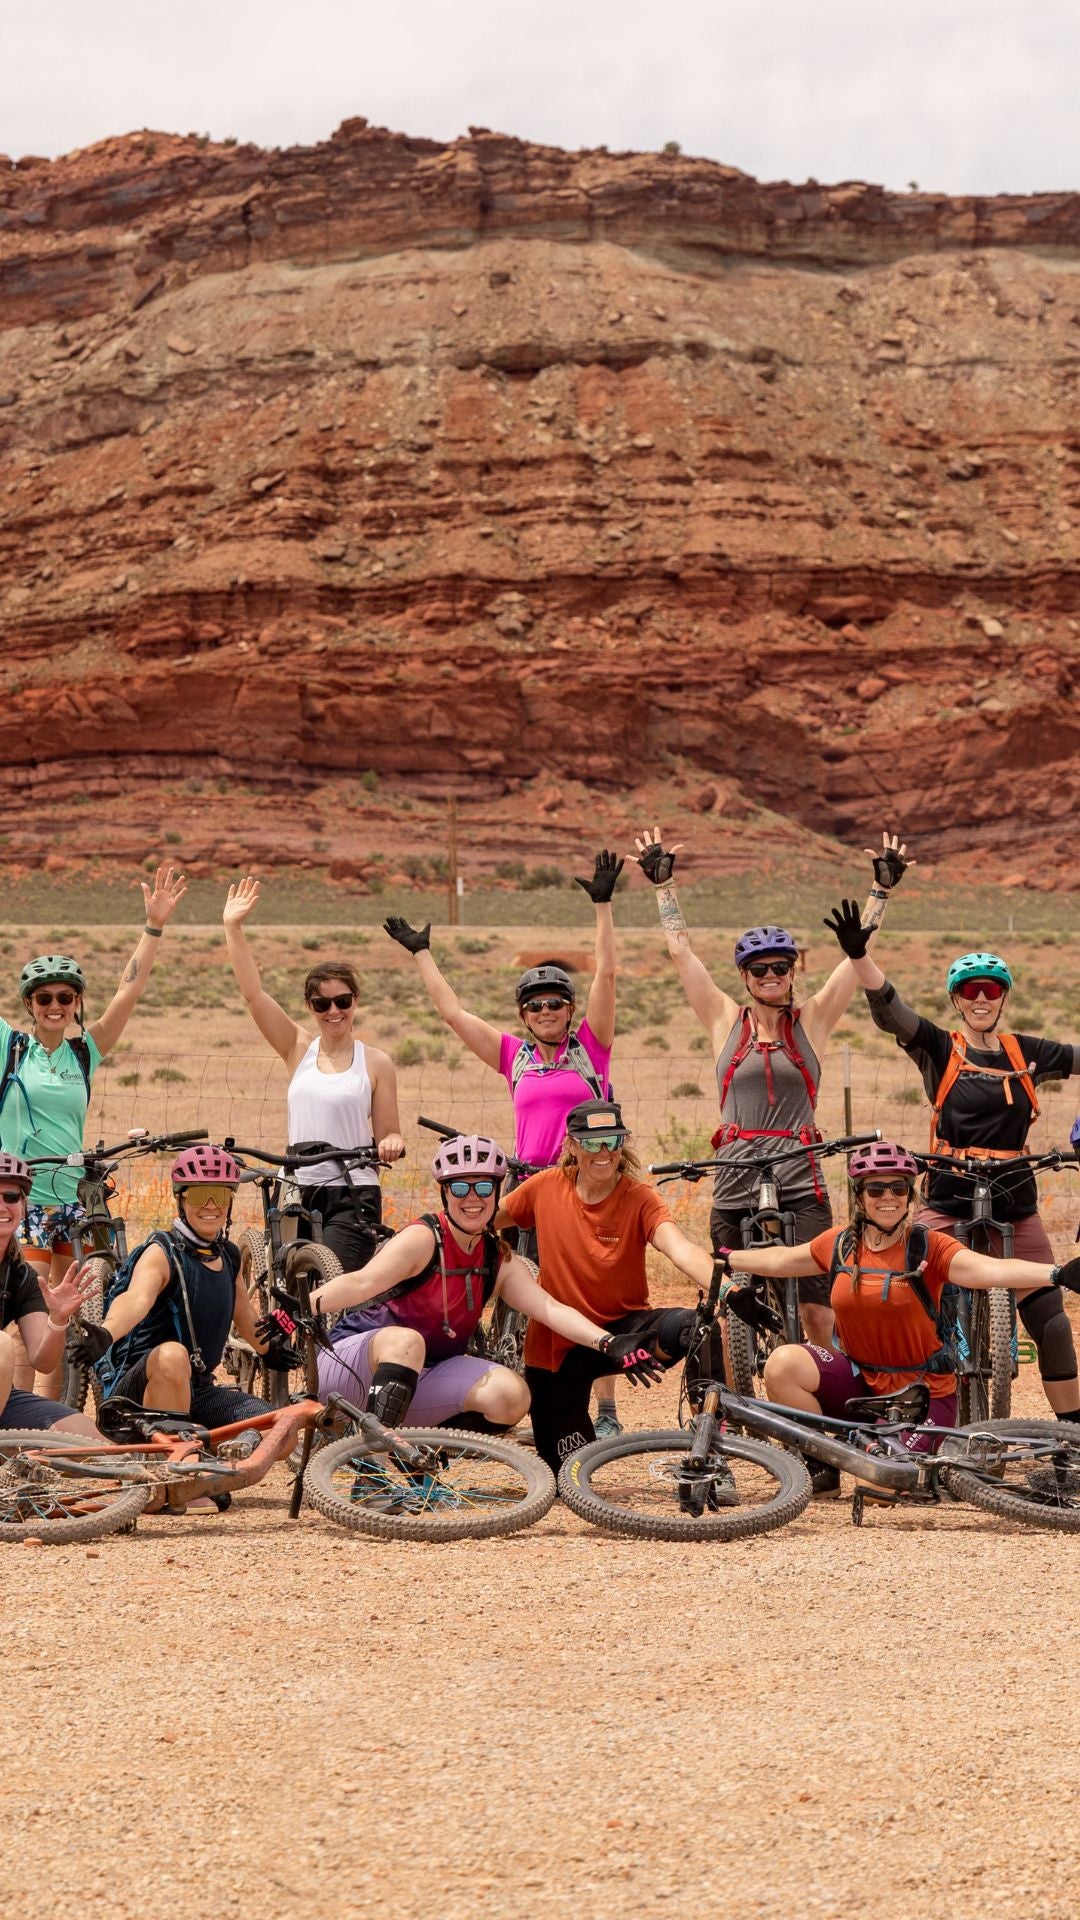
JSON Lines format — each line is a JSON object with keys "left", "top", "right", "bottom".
{"left": 0, "top": 1247, "right": 47, "bottom": 1328}
{"left": 902, "top": 1018, "right": 1072, "bottom": 1219}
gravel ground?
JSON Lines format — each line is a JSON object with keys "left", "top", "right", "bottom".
{"left": 3, "top": 1357, "right": 1079, "bottom": 1920}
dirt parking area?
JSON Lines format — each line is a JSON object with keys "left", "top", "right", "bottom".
{"left": 3, "top": 1352, "right": 1078, "bottom": 1920}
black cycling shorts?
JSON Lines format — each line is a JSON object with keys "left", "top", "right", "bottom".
{"left": 525, "top": 1306, "right": 695, "bottom": 1477}
{"left": 110, "top": 1356, "right": 270, "bottom": 1426}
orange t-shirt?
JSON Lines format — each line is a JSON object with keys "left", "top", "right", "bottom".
{"left": 809, "top": 1227, "right": 963, "bottom": 1398}
{"left": 501, "top": 1168, "right": 672, "bottom": 1372}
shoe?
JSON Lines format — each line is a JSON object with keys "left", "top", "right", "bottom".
{"left": 810, "top": 1464, "right": 842, "bottom": 1497}
{"left": 593, "top": 1412, "right": 623, "bottom": 1441}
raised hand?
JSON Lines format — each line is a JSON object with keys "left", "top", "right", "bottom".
{"left": 634, "top": 825, "right": 683, "bottom": 886}
{"left": 383, "top": 916, "right": 431, "bottom": 954}
{"left": 823, "top": 899, "right": 870, "bottom": 960}
{"left": 863, "top": 831, "right": 914, "bottom": 891}
{"left": 223, "top": 875, "right": 261, "bottom": 928}
{"left": 575, "top": 850, "right": 624, "bottom": 904}
{"left": 40, "top": 1260, "right": 100, "bottom": 1327}
{"left": 141, "top": 865, "right": 188, "bottom": 928}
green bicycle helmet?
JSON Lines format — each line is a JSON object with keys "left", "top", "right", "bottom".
{"left": 945, "top": 951, "right": 1013, "bottom": 995}
{"left": 19, "top": 954, "right": 86, "bottom": 999}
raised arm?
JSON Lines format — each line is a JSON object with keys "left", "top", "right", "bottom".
{"left": 634, "top": 829, "right": 739, "bottom": 1053}
{"left": 803, "top": 832, "right": 913, "bottom": 1054}
{"left": 222, "top": 877, "right": 305, "bottom": 1066}
{"left": 383, "top": 918, "right": 502, "bottom": 1072}
{"left": 574, "top": 850, "right": 622, "bottom": 1049}
{"left": 87, "top": 866, "right": 187, "bottom": 1057}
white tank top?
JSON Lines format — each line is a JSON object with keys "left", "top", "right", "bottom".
{"left": 286, "top": 1038, "right": 377, "bottom": 1187}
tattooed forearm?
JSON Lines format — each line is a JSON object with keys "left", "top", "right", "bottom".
{"left": 656, "top": 884, "right": 690, "bottom": 952}
{"left": 860, "top": 886, "right": 889, "bottom": 936}
{"left": 123, "top": 955, "right": 140, "bottom": 984}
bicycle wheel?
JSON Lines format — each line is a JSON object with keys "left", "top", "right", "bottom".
{"left": 988, "top": 1288, "right": 1014, "bottom": 1420}
{"left": 726, "top": 1277, "right": 787, "bottom": 1398}
{"left": 938, "top": 1419, "right": 1080, "bottom": 1531}
{"left": 59, "top": 1255, "right": 111, "bottom": 1411}
{"left": 558, "top": 1429, "right": 811, "bottom": 1541}
{"left": 0, "top": 1432, "right": 152, "bottom": 1544}
{"left": 957, "top": 1290, "right": 990, "bottom": 1426}
{"left": 281, "top": 1240, "right": 344, "bottom": 1401}
{"left": 304, "top": 1428, "right": 555, "bottom": 1542}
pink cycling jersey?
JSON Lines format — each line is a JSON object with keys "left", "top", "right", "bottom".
{"left": 498, "top": 1019, "right": 612, "bottom": 1167}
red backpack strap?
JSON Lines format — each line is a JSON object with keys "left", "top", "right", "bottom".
{"left": 718, "top": 1008, "right": 754, "bottom": 1112}
{"left": 779, "top": 1010, "right": 819, "bottom": 1111}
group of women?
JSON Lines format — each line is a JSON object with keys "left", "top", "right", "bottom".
{"left": 1, "top": 825, "right": 1079, "bottom": 1493}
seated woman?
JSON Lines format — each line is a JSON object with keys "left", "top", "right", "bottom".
{"left": 0, "top": 1153, "right": 101, "bottom": 1436}
{"left": 716, "top": 1141, "right": 1080, "bottom": 1465}
{"left": 95, "top": 1145, "right": 282, "bottom": 1425}
{"left": 495, "top": 1100, "right": 732, "bottom": 1476}
{"left": 312, "top": 1134, "right": 660, "bottom": 1437}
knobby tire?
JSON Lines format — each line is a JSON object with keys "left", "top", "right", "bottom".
{"left": 0, "top": 1431, "right": 152, "bottom": 1544}
{"left": 939, "top": 1418, "right": 1080, "bottom": 1532}
{"left": 304, "top": 1427, "right": 555, "bottom": 1542}
{"left": 558, "top": 1428, "right": 811, "bottom": 1542}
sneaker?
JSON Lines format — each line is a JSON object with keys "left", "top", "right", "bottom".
{"left": 593, "top": 1411, "right": 623, "bottom": 1441}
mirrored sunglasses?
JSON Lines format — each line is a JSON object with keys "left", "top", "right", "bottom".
{"left": 181, "top": 1184, "right": 235, "bottom": 1209}
{"left": 745, "top": 959, "right": 793, "bottom": 979}
{"left": 955, "top": 979, "right": 1005, "bottom": 1002}
{"left": 577, "top": 1133, "right": 624, "bottom": 1154}
{"left": 523, "top": 996, "right": 570, "bottom": 1014}
{"left": 31, "top": 988, "right": 77, "bottom": 1007}
{"left": 861, "top": 1180, "right": 913, "bottom": 1198}
{"left": 445, "top": 1178, "right": 497, "bottom": 1198}
{"left": 310, "top": 992, "right": 356, "bottom": 1013}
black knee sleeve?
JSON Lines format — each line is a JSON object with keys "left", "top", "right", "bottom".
{"left": 1018, "top": 1287, "right": 1079, "bottom": 1383}
{"left": 368, "top": 1362, "right": 419, "bottom": 1426}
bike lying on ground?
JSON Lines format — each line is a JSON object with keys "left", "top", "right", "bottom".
{"left": 558, "top": 1266, "right": 1080, "bottom": 1538}
{"left": 28, "top": 1129, "right": 209, "bottom": 1411}
{"left": 0, "top": 1252, "right": 555, "bottom": 1545}
{"left": 418, "top": 1114, "right": 543, "bottom": 1373}
{"left": 915, "top": 1147, "right": 1072, "bottom": 1424}
{"left": 649, "top": 1132, "right": 879, "bottom": 1396}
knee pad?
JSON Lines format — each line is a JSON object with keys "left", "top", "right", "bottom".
{"left": 1018, "top": 1287, "right": 1079, "bottom": 1383}
{"left": 655, "top": 1309, "right": 696, "bottom": 1359}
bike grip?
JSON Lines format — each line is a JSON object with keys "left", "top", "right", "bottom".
{"left": 648, "top": 1161, "right": 687, "bottom": 1175}
{"left": 161, "top": 1129, "right": 210, "bottom": 1147}
{"left": 417, "top": 1115, "right": 458, "bottom": 1139}
{"left": 831, "top": 1131, "right": 881, "bottom": 1151}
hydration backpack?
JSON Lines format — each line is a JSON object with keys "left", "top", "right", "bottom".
{"left": 718, "top": 1007, "right": 818, "bottom": 1114}
{"left": 827, "top": 1223, "right": 959, "bottom": 1377}
{"left": 511, "top": 1031, "right": 607, "bottom": 1102}
{"left": 930, "top": 1031, "right": 1038, "bottom": 1152}
{"left": 0, "top": 1028, "right": 93, "bottom": 1122}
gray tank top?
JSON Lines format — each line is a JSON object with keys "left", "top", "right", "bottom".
{"left": 711, "top": 1013, "right": 822, "bottom": 1211}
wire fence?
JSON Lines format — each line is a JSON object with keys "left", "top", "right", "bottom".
{"left": 86, "top": 1047, "right": 1080, "bottom": 1251}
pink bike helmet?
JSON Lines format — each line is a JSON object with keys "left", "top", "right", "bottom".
{"left": 170, "top": 1143, "right": 242, "bottom": 1188}
{"left": 849, "top": 1141, "right": 919, "bottom": 1183}
{"left": 432, "top": 1135, "right": 508, "bottom": 1185}
{"left": 0, "top": 1152, "right": 32, "bottom": 1195}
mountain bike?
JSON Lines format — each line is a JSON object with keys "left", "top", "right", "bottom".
{"left": 916, "top": 1148, "right": 1072, "bottom": 1423}
{"left": 558, "top": 1268, "right": 1080, "bottom": 1537}
{"left": 418, "top": 1114, "right": 542, "bottom": 1373}
{"left": 0, "top": 1258, "right": 556, "bottom": 1545}
{"left": 220, "top": 1140, "right": 389, "bottom": 1406}
{"left": 650, "top": 1132, "right": 879, "bottom": 1396}
{"left": 27, "top": 1128, "right": 209, "bottom": 1411}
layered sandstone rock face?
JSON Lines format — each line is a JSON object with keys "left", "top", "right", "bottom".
{"left": 1, "top": 121, "right": 1078, "bottom": 883}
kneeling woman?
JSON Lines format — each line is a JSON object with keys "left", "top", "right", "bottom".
{"left": 312, "top": 1135, "right": 658, "bottom": 1435}
{"left": 95, "top": 1145, "right": 281, "bottom": 1423}
{"left": 719, "top": 1141, "right": 1080, "bottom": 1452}
{"left": 0, "top": 1153, "right": 101, "bottom": 1437}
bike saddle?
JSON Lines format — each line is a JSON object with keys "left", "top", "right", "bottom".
{"left": 97, "top": 1397, "right": 211, "bottom": 1443}
{"left": 843, "top": 1383, "right": 931, "bottom": 1425}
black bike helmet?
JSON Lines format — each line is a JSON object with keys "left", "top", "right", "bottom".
{"left": 515, "top": 964, "right": 575, "bottom": 1008}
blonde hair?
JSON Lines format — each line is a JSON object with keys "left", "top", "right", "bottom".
{"left": 558, "top": 1137, "right": 642, "bottom": 1182}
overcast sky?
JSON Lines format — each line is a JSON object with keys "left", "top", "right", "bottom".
{"left": 1, "top": 1, "right": 1074, "bottom": 195}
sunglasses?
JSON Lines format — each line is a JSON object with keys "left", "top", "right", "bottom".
{"left": 0, "top": 1188, "right": 26, "bottom": 1205}
{"left": 309, "top": 992, "right": 355, "bottom": 1013}
{"left": 575, "top": 1133, "right": 624, "bottom": 1154}
{"left": 745, "top": 960, "right": 793, "bottom": 980}
{"left": 955, "top": 979, "right": 1005, "bottom": 1002}
{"left": 181, "top": 1184, "right": 235, "bottom": 1209}
{"left": 861, "top": 1180, "right": 913, "bottom": 1199}
{"left": 31, "top": 989, "right": 77, "bottom": 1008}
{"left": 445, "top": 1178, "right": 497, "bottom": 1199}
{"left": 523, "top": 997, "right": 570, "bottom": 1014}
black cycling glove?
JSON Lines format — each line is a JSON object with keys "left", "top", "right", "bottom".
{"left": 68, "top": 1321, "right": 113, "bottom": 1365}
{"left": 383, "top": 916, "right": 431, "bottom": 954}
{"left": 870, "top": 845, "right": 908, "bottom": 890}
{"left": 255, "top": 1309, "right": 301, "bottom": 1371}
{"left": 823, "top": 898, "right": 870, "bottom": 960}
{"left": 575, "top": 850, "right": 624, "bottom": 904}
{"left": 598, "top": 1335, "right": 666, "bottom": 1386}
{"left": 636, "top": 840, "right": 677, "bottom": 886}
{"left": 1051, "top": 1258, "right": 1080, "bottom": 1295}
{"left": 721, "top": 1282, "right": 784, "bottom": 1336}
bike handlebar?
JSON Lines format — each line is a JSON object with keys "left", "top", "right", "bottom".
{"left": 649, "top": 1130, "right": 881, "bottom": 1178}
{"left": 917, "top": 1148, "right": 1073, "bottom": 1177}
{"left": 417, "top": 1115, "right": 533, "bottom": 1180}
{"left": 27, "top": 1128, "right": 210, "bottom": 1170}
{"left": 223, "top": 1141, "right": 383, "bottom": 1175}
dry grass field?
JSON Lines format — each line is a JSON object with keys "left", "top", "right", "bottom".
{"left": 2, "top": 916, "right": 1079, "bottom": 1920}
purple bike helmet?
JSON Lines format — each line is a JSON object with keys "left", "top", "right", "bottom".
{"left": 848, "top": 1141, "right": 919, "bottom": 1184}
{"left": 432, "top": 1135, "right": 508, "bottom": 1185}
{"left": 733, "top": 926, "right": 799, "bottom": 970}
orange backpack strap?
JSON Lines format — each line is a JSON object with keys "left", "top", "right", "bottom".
{"left": 999, "top": 1031, "right": 1040, "bottom": 1122}
{"left": 930, "top": 1030, "right": 1039, "bottom": 1151}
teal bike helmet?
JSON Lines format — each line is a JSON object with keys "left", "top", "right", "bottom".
{"left": 945, "top": 952, "right": 1013, "bottom": 995}
{"left": 19, "top": 954, "right": 86, "bottom": 999}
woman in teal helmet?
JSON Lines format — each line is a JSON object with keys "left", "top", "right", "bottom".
{"left": 0, "top": 868, "right": 186, "bottom": 1396}
{"left": 823, "top": 904, "right": 1080, "bottom": 1421}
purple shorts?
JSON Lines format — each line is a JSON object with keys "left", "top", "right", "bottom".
{"left": 318, "top": 1332, "right": 498, "bottom": 1425}
{"left": 804, "top": 1345, "right": 958, "bottom": 1455}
